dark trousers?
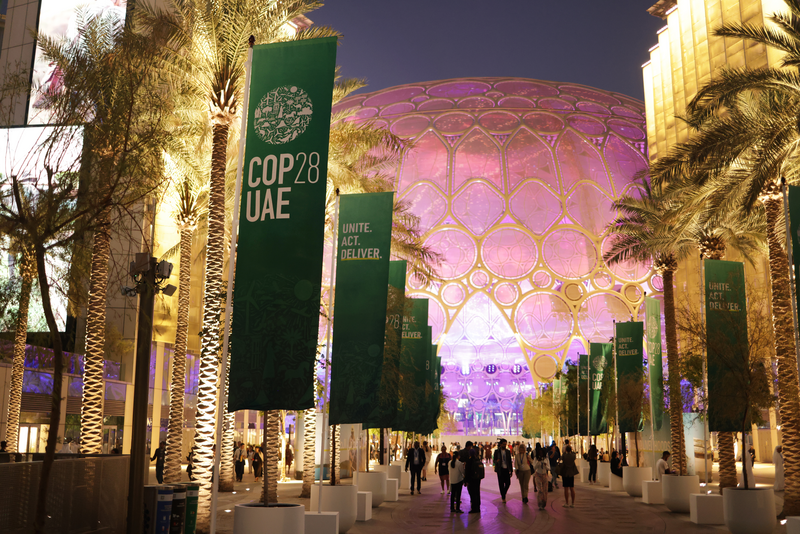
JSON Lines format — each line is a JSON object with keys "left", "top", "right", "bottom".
{"left": 589, "top": 460, "right": 598, "bottom": 482}
{"left": 467, "top": 479, "right": 481, "bottom": 511}
{"left": 235, "top": 460, "right": 245, "bottom": 481}
{"left": 410, "top": 467, "right": 422, "bottom": 491}
{"left": 497, "top": 469, "right": 512, "bottom": 499}
{"left": 450, "top": 481, "right": 464, "bottom": 510}
{"left": 156, "top": 463, "right": 164, "bottom": 484}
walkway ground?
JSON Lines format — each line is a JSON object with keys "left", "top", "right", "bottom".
{"left": 181, "top": 463, "right": 789, "bottom": 534}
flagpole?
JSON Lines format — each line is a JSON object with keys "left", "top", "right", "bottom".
{"left": 613, "top": 320, "right": 619, "bottom": 455}
{"left": 577, "top": 351, "right": 580, "bottom": 444}
{"left": 318, "top": 190, "right": 340, "bottom": 512}
{"left": 699, "top": 255, "right": 709, "bottom": 486}
{"left": 645, "top": 293, "right": 657, "bottom": 477}
{"left": 586, "top": 351, "right": 590, "bottom": 447}
{"left": 209, "top": 36, "right": 254, "bottom": 534}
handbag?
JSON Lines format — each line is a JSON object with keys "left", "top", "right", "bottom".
{"left": 551, "top": 463, "right": 561, "bottom": 477}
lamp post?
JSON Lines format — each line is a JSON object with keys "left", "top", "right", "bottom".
{"left": 124, "top": 252, "right": 176, "bottom": 534}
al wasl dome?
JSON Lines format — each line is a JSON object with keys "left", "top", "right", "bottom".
{"left": 334, "top": 78, "right": 660, "bottom": 436}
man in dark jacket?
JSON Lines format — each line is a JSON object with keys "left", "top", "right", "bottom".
{"left": 493, "top": 439, "right": 513, "bottom": 502}
{"left": 463, "top": 441, "right": 482, "bottom": 513}
{"left": 405, "top": 441, "right": 426, "bottom": 494}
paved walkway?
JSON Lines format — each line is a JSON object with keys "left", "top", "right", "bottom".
{"left": 202, "top": 464, "right": 789, "bottom": 534}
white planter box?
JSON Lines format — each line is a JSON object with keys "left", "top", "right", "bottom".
{"left": 310, "top": 485, "right": 357, "bottom": 534}
{"left": 356, "top": 492, "right": 371, "bottom": 522}
{"left": 385, "top": 478, "right": 399, "bottom": 501}
{"left": 304, "top": 512, "right": 338, "bottom": 534}
{"left": 662, "top": 475, "right": 699, "bottom": 513}
{"left": 689, "top": 493, "right": 723, "bottom": 524}
{"left": 723, "top": 488, "right": 776, "bottom": 534}
{"left": 609, "top": 474, "right": 624, "bottom": 492}
{"left": 579, "top": 459, "right": 589, "bottom": 483}
{"left": 786, "top": 516, "right": 800, "bottom": 534}
{"left": 356, "top": 471, "right": 387, "bottom": 507}
{"left": 598, "top": 462, "right": 610, "bottom": 487}
{"left": 398, "top": 470, "right": 410, "bottom": 490}
{"left": 234, "top": 503, "right": 305, "bottom": 534}
{"left": 375, "top": 464, "right": 401, "bottom": 481}
{"left": 642, "top": 481, "right": 663, "bottom": 504}
{"left": 623, "top": 466, "right": 652, "bottom": 497}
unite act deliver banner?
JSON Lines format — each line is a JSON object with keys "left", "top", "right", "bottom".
{"left": 645, "top": 297, "right": 664, "bottom": 431}
{"left": 615, "top": 322, "right": 644, "bottom": 433}
{"left": 229, "top": 37, "right": 337, "bottom": 412}
{"left": 393, "top": 298, "right": 428, "bottom": 432}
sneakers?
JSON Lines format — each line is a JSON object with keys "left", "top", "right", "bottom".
{"left": 447, "top": 490, "right": 451, "bottom": 494}
{"left": 441, "top": 490, "right": 445, "bottom": 494}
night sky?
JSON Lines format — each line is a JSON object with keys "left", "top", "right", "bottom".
{"left": 312, "top": 0, "right": 665, "bottom": 102}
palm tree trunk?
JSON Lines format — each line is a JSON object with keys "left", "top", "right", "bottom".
{"left": 762, "top": 192, "right": 800, "bottom": 516}
{"left": 330, "top": 424, "right": 339, "bottom": 485}
{"left": 165, "top": 226, "right": 193, "bottom": 483}
{"left": 5, "top": 247, "right": 35, "bottom": 453}
{"left": 718, "top": 432, "right": 737, "bottom": 492}
{"left": 662, "top": 266, "right": 686, "bottom": 475}
{"left": 218, "top": 359, "right": 235, "bottom": 491}
{"left": 300, "top": 409, "right": 316, "bottom": 498}
{"left": 195, "top": 121, "right": 229, "bottom": 531}
{"left": 81, "top": 210, "right": 110, "bottom": 454}
{"left": 262, "top": 410, "right": 280, "bottom": 504}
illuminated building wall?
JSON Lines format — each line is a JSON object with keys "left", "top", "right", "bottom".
{"left": 336, "top": 78, "right": 658, "bottom": 435}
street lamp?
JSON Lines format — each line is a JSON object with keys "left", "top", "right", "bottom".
{"left": 123, "top": 252, "right": 175, "bottom": 534}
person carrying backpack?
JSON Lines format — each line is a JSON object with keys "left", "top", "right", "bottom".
{"left": 463, "top": 441, "right": 484, "bottom": 513}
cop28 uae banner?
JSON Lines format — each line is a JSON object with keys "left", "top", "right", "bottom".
{"left": 704, "top": 259, "right": 749, "bottom": 432}
{"left": 615, "top": 322, "right": 644, "bottom": 433}
{"left": 363, "top": 260, "right": 406, "bottom": 429}
{"left": 393, "top": 298, "right": 428, "bottom": 432}
{"left": 329, "top": 192, "right": 394, "bottom": 425}
{"left": 588, "top": 343, "right": 611, "bottom": 435}
{"left": 229, "top": 38, "right": 338, "bottom": 412}
{"left": 566, "top": 364, "right": 578, "bottom": 437}
{"left": 644, "top": 297, "right": 664, "bottom": 431}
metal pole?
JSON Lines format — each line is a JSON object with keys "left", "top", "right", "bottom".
{"left": 318, "top": 191, "right": 340, "bottom": 512}
{"left": 577, "top": 352, "right": 581, "bottom": 442}
{"left": 645, "top": 292, "right": 657, "bottom": 476}
{"left": 126, "top": 257, "right": 156, "bottom": 534}
{"left": 587, "top": 352, "right": 590, "bottom": 447}
{"left": 782, "top": 178, "right": 800, "bottom": 385}
{"left": 210, "top": 37, "right": 254, "bottom": 531}
{"left": 699, "top": 255, "right": 710, "bottom": 486}
{"left": 613, "top": 321, "right": 619, "bottom": 453}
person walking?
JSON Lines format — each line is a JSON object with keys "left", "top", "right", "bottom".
{"left": 531, "top": 447, "right": 550, "bottom": 510}
{"left": 773, "top": 446, "right": 784, "bottom": 491}
{"left": 514, "top": 442, "right": 532, "bottom": 504}
{"left": 405, "top": 441, "right": 426, "bottom": 495}
{"left": 253, "top": 446, "right": 263, "bottom": 482}
{"left": 234, "top": 442, "right": 246, "bottom": 482}
{"left": 151, "top": 441, "right": 166, "bottom": 484}
{"left": 561, "top": 444, "right": 579, "bottom": 508}
{"left": 285, "top": 442, "right": 294, "bottom": 480}
{"left": 435, "top": 444, "right": 452, "bottom": 494}
{"left": 548, "top": 441, "right": 561, "bottom": 490}
{"left": 464, "top": 441, "right": 484, "bottom": 513}
{"left": 587, "top": 444, "right": 598, "bottom": 484}
{"left": 422, "top": 441, "right": 431, "bottom": 481}
{"left": 450, "top": 448, "right": 466, "bottom": 513}
{"left": 493, "top": 439, "right": 513, "bottom": 503}
{"left": 247, "top": 446, "right": 254, "bottom": 474}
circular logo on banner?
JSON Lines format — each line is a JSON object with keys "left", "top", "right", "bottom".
{"left": 253, "top": 85, "right": 313, "bottom": 144}
{"left": 592, "top": 355, "right": 606, "bottom": 371}
{"left": 647, "top": 320, "right": 658, "bottom": 338}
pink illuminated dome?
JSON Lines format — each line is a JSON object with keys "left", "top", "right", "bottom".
{"left": 335, "top": 78, "right": 659, "bottom": 435}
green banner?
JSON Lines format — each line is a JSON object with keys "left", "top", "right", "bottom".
{"left": 589, "top": 343, "right": 611, "bottom": 435}
{"left": 364, "top": 260, "right": 406, "bottom": 429}
{"left": 645, "top": 297, "right": 664, "bottom": 431}
{"left": 704, "top": 259, "right": 749, "bottom": 432}
{"left": 615, "top": 322, "right": 644, "bottom": 433}
{"left": 566, "top": 364, "right": 578, "bottom": 437}
{"left": 393, "top": 298, "right": 428, "bottom": 432}
{"left": 329, "top": 192, "right": 394, "bottom": 425}
{"left": 579, "top": 354, "right": 588, "bottom": 436}
{"left": 229, "top": 37, "right": 338, "bottom": 412}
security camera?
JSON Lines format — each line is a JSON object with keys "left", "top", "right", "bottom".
{"left": 130, "top": 253, "right": 151, "bottom": 275}
{"left": 161, "top": 284, "right": 177, "bottom": 297}
{"left": 156, "top": 261, "right": 173, "bottom": 279}
{"left": 120, "top": 286, "right": 137, "bottom": 297}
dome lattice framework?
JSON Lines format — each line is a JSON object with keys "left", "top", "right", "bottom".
{"left": 335, "top": 78, "right": 661, "bottom": 435}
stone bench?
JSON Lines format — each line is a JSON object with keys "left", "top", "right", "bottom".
{"left": 642, "top": 480, "right": 663, "bottom": 504}
{"left": 356, "top": 492, "right": 372, "bottom": 522}
{"left": 305, "top": 511, "right": 338, "bottom": 534}
{"left": 690, "top": 493, "right": 723, "bottom": 525}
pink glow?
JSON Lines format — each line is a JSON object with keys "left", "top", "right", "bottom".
{"left": 453, "top": 129, "right": 503, "bottom": 192}
{"left": 452, "top": 182, "right": 505, "bottom": 234}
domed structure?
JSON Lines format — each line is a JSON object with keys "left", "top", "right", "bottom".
{"left": 335, "top": 78, "right": 659, "bottom": 435}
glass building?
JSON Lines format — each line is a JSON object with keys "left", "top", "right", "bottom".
{"left": 335, "top": 78, "right": 658, "bottom": 435}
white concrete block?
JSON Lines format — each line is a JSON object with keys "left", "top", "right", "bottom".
{"left": 356, "top": 492, "right": 372, "bottom": 522}
{"left": 579, "top": 459, "right": 589, "bottom": 483}
{"left": 786, "top": 516, "right": 800, "bottom": 534}
{"left": 690, "top": 493, "right": 724, "bottom": 525}
{"left": 399, "top": 470, "right": 410, "bottom": 490}
{"left": 305, "top": 511, "right": 338, "bottom": 534}
{"left": 642, "top": 481, "right": 663, "bottom": 504}
{"left": 385, "top": 478, "right": 399, "bottom": 502}
{"left": 609, "top": 474, "right": 624, "bottom": 492}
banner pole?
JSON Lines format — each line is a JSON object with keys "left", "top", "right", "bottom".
{"left": 577, "top": 351, "right": 580, "bottom": 442}
{"left": 645, "top": 293, "right": 657, "bottom": 476}
{"left": 586, "top": 352, "right": 590, "bottom": 446}
{"left": 700, "top": 255, "right": 709, "bottom": 486}
{"left": 318, "top": 190, "right": 340, "bottom": 512}
{"left": 782, "top": 178, "right": 800, "bottom": 382}
{"left": 210, "top": 37, "right": 254, "bottom": 534}
{"left": 613, "top": 321, "right": 619, "bottom": 455}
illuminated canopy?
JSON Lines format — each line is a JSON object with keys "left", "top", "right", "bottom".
{"left": 335, "top": 78, "right": 658, "bottom": 435}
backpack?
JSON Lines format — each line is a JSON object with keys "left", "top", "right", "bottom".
{"left": 469, "top": 456, "right": 485, "bottom": 481}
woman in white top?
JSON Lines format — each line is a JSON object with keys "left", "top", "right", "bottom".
{"left": 449, "top": 452, "right": 466, "bottom": 513}
{"left": 513, "top": 443, "right": 533, "bottom": 504}
{"left": 773, "top": 446, "right": 784, "bottom": 491}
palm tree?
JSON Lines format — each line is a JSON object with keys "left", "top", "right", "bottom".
{"left": 164, "top": 178, "right": 206, "bottom": 483}
{"left": 652, "top": 81, "right": 800, "bottom": 514}
{"left": 4, "top": 244, "right": 35, "bottom": 453}
{"left": 136, "top": 1, "right": 338, "bottom": 522}
{"left": 299, "top": 409, "right": 316, "bottom": 498}
{"left": 605, "top": 179, "right": 699, "bottom": 475}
